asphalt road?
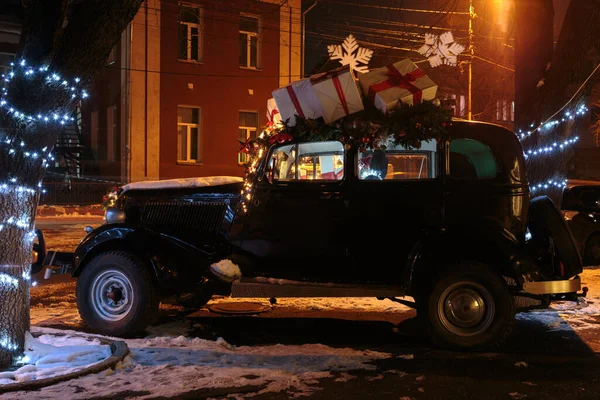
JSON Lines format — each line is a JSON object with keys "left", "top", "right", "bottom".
{"left": 32, "top": 218, "right": 600, "bottom": 399}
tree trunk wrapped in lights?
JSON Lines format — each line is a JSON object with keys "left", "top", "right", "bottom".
{"left": 0, "top": 0, "right": 143, "bottom": 370}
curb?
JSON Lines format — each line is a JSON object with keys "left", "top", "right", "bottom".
{"left": 0, "top": 337, "right": 129, "bottom": 394}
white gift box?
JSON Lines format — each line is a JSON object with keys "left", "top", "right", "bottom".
{"left": 272, "top": 78, "right": 323, "bottom": 126}
{"left": 266, "top": 98, "right": 282, "bottom": 124}
{"left": 310, "top": 66, "right": 364, "bottom": 124}
{"left": 358, "top": 58, "right": 438, "bottom": 113}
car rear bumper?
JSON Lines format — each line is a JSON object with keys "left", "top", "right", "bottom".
{"left": 522, "top": 275, "right": 581, "bottom": 295}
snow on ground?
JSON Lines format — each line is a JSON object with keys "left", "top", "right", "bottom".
{"left": 211, "top": 259, "right": 242, "bottom": 282}
{"left": 0, "top": 332, "right": 110, "bottom": 385}
{"left": 0, "top": 326, "right": 392, "bottom": 400}
{"left": 121, "top": 176, "right": 243, "bottom": 192}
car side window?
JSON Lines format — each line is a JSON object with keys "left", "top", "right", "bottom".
{"left": 449, "top": 138, "right": 498, "bottom": 180}
{"left": 267, "top": 141, "right": 344, "bottom": 182}
{"left": 580, "top": 190, "right": 600, "bottom": 209}
{"left": 357, "top": 139, "right": 437, "bottom": 180}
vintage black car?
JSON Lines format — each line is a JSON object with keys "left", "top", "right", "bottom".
{"left": 43, "top": 119, "right": 585, "bottom": 351}
{"left": 562, "top": 184, "right": 600, "bottom": 266}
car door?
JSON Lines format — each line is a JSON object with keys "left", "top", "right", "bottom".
{"left": 348, "top": 139, "right": 444, "bottom": 284}
{"left": 240, "top": 140, "right": 351, "bottom": 282}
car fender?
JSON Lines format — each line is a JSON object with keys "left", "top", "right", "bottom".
{"left": 405, "top": 222, "right": 538, "bottom": 295}
{"left": 73, "top": 223, "right": 217, "bottom": 292}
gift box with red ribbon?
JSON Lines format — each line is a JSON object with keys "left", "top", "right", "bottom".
{"left": 310, "top": 66, "right": 364, "bottom": 124}
{"left": 266, "top": 98, "right": 282, "bottom": 124}
{"left": 358, "top": 58, "right": 438, "bottom": 113}
{"left": 272, "top": 78, "right": 323, "bottom": 126}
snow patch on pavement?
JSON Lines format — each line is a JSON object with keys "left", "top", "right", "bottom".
{"left": 0, "top": 332, "right": 110, "bottom": 385}
{"left": 0, "top": 327, "right": 392, "bottom": 399}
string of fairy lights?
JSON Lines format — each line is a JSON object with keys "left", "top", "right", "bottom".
{"left": 518, "top": 103, "right": 588, "bottom": 192}
{"left": 0, "top": 60, "right": 84, "bottom": 337}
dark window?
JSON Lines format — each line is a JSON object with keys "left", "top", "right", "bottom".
{"left": 239, "top": 15, "right": 259, "bottom": 68}
{"left": 449, "top": 138, "right": 498, "bottom": 179}
{"left": 178, "top": 6, "right": 202, "bottom": 61}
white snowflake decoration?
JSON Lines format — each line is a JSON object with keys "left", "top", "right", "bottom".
{"left": 418, "top": 31, "right": 466, "bottom": 68}
{"left": 327, "top": 34, "right": 373, "bottom": 74}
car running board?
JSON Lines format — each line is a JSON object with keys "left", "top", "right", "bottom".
{"left": 230, "top": 277, "right": 406, "bottom": 298}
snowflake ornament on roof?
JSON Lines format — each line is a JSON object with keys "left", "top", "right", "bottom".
{"left": 418, "top": 31, "right": 466, "bottom": 68}
{"left": 328, "top": 34, "right": 373, "bottom": 74}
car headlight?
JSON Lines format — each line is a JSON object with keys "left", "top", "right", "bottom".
{"left": 104, "top": 207, "right": 126, "bottom": 224}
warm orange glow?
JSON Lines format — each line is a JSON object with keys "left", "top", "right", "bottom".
{"left": 492, "top": 0, "right": 514, "bottom": 32}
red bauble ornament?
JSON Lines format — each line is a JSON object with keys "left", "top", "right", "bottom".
{"left": 359, "top": 146, "right": 366, "bottom": 153}
{"left": 442, "top": 122, "right": 447, "bottom": 128}
{"left": 362, "top": 136, "right": 371, "bottom": 143}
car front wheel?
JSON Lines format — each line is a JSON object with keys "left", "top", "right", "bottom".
{"left": 424, "top": 262, "right": 515, "bottom": 351}
{"left": 76, "top": 251, "right": 158, "bottom": 337}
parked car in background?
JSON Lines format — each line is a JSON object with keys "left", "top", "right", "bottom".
{"left": 562, "top": 185, "right": 600, "bottom": 266}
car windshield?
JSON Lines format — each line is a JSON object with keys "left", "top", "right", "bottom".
{"left": 267, "top": 141, "right": 344, "bottom": 181}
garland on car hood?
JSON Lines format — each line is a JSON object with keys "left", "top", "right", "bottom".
{"left": 238, "top": 100, "right": 452, "bottom": 212}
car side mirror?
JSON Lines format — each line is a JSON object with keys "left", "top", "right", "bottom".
{"left": 562, "top": 185, "right": 600, "bottom": 212}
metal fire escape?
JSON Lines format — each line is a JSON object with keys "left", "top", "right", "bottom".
{"left": 48, "top": 107, "right": 97, "bottom": 179}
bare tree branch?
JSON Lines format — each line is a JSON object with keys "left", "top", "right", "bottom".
{"left": 48, "top": 0, "right": 144, "bottom": 78}
{"left": 18, "top": 0, "right": 66, "bottom": 64}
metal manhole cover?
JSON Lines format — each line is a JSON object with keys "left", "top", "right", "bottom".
{"left": 208, "top": 302, "right": 271, "bottom": 315}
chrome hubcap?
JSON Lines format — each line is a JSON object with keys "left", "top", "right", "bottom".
{"left": 438, "top": 282, "right": 494, "bottom": 337}
{"left": 91, "top": 270, "right": 134, "bottom": 322}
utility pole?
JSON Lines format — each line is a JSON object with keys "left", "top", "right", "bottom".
{"left": 467, "top": 0, "right": 474, "bottom": 120}
{"left": 302, "top": 1, "right": 318, "bottom": 78}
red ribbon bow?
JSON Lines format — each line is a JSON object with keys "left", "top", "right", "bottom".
{"left": 268, "top": 132, "right": 294, "bottom": 144}
{"left": 268, "top": 108, "right": 280, "bottom": 122}
{"left": 367, "top": 64, "right": 425, "bottom": 105}
{"left": 238, "top": 138, "right": 252, "bottom": 154}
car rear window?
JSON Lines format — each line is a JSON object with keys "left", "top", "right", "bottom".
{"left": 449, "top": 138, "right": 498, "bottom": 180}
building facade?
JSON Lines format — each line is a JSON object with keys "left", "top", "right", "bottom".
{"left": 83, "top": 0, "right": 302, "bottom": 183}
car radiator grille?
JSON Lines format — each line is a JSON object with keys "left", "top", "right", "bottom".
{"left": 142, "top": 201, "right": 227, "bottom": 235}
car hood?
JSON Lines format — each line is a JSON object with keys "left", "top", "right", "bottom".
{"left": 121, "top": 176, "right": 243, "bottom": 193}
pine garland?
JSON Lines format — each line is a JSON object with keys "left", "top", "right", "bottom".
{"left": 241, "top": 100, "right": 453, "bottom": 162}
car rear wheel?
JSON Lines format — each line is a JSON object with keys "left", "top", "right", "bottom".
{"left": 77, "top": 251, "right": 158, "bottom": 337}
{"left": 424, "top": 262, "right": 515, "bottom": 351}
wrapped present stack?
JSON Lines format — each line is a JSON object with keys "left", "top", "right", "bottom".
{"left": 271, "top": 58, "right": 438, "bottom": 127}
{"left": 358, "top": 58, "right": 438, "bottom": 114}
{"left": 266, "top": 98, "right": 282, "bottom": 125}
{"left": 310, "top": 66, "right": 363, "bottom": 124}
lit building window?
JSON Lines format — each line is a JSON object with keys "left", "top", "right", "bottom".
{"left": 496, "top": 99, "right": 514, "bottom": 122}
{"left": 238, "top": 111, "right": 258, "bottom": 165}
{"left": 239, "top": 15, "right": 260, "bottom": 69}
{"left": 178, "top": 6, "right": 203, "bottom": 61}
{"left": 178, "top": 106, "right": 202, "bottom": 163}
